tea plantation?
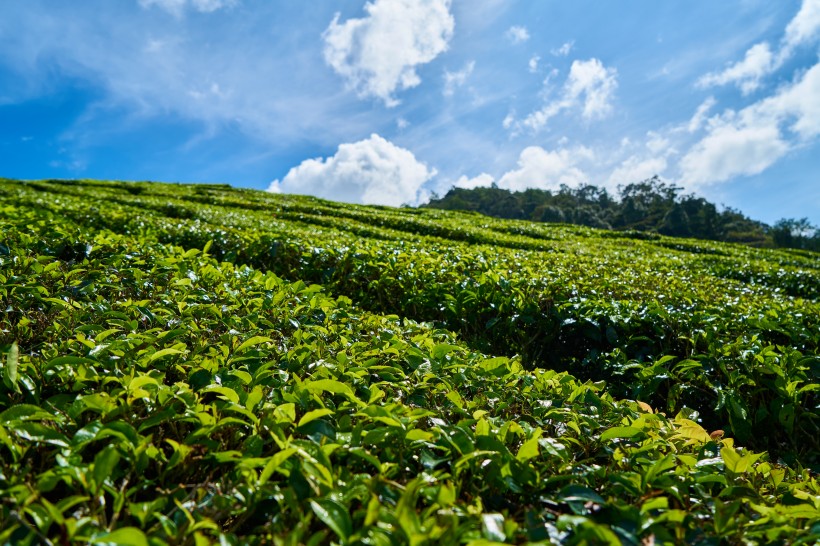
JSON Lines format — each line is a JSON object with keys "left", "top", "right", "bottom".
{"left": 0, "top": 178, "right": 818, "bottom": 545}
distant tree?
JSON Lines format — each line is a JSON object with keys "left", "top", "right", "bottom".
{"left": 680, "top": 196, "right": 720, "bottom": 239}
{"left": 421, "top": 174, "right": 789, "bottom": 250}
{"left": 617, "top": 197, "right": 647, "bottom": 228}
{"left": 532, "top": 204, "right": 566, "bottom": 223}
{"left": 771, "top": 218, "right": 819, "bottom": 250}
{"left": 619, "top": 176, "right": 681, "bottom": 209}
{"left": 660, "top": 204, "right": 691, "bottom": 237}
{"left": 572, "top": 206, "right": 612, "bottom": 229}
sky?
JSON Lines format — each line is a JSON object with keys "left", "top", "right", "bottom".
{"left": 1, "top": 0, "right": 819, "bottom": 225}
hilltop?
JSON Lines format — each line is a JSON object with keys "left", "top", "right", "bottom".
{"left": 423, "top": 177, "right": 820, "bottom": 252}
{"left": 0, "top": 178, "right": 818, "bottom": 544}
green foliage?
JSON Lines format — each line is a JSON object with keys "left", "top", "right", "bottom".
{"left": 0, "top": 178, "right": 818, "bottom": 544}
{"left": 424, "top": 176, "right": 792, "bottom": 247}
{"left": 771, "top": 217, "right": 820, "bottom": 252}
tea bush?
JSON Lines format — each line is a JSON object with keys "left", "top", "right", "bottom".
{"left": 0, "top": 179, "right": 818, "bottom": 544}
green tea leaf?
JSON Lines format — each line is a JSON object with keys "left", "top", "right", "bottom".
{"left": 90, "top": 526, "right": 149, "bottom": 546}
{"left": 516, "top": 428, "right": 542, "bottom": 462}
{"left": 599, "top": 426, "right": 642, "bottom": 441}
{"left": 310, "top": 499, "right": 352, "bottom": 542}
{"left": 236, "top": 336, "right": 273, "bottom": 354}
{"left": 3, "top": 342, "right": 19, "bottom": 392}
{"left": 92, "top": 444, "right": 121, "bottom": 492}
{"left": 298, "top": 408, "right": 335, "bottom": 428}
{"left": 148, "top": 348, "right": 183, "bottom": 362}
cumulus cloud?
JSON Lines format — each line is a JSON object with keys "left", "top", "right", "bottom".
{"left": 496, "top": 146, "right": 591, "bottom": 191}
{"left": 567, "top": 58, "right": 618, "bottom": 119}
{"left": 268, "top": 134, "right": 435, "bottom": 206}
{"left": 608, "top": 156, "right": 669, "bottom": 188}
{"left": 443, "top": 61, "right": 475, "bottom": 97}
{"left": 604, "top": 131, "right": 674, "bottom": 188}
{"left": 323, "top": 0, "right": 454, "bottom": 106}
{"left": 454, "top": 173, "right": 494, "bottom": 189}
{"left": 518, "top": 58, "right": 618, "bottom": 132}
{"left": 680, "top": 123, "right": 789, "bottom": 186}
{"left": 444, "top": 147, "right": 592, "bottom": 194}
{"left": 756, "top": 60, "right": 820, "bottom": 140}
{"left": 138, "top": 0, "right": 236, "bottom": 16}
{"left": 680, "top": 62, "right": 820, "bottom": 187}
{"left": 697, "top": 42, "right": 776, "bottom": 95}
{"left": 783, "top": 0, "right": 820, "bottom": 52}
{"left": 550, "top": 41, "right": 574, "bottom": 57}
{"left": 506, "top": 26, "right": 530, "bottom": 44}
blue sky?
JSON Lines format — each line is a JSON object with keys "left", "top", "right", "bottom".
{"left": 1, "top": 0, "right": 818, "bottom": 224}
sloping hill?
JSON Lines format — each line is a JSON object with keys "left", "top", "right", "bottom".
{"left": 1, "top": 178, "right": 818, "bottom": 544}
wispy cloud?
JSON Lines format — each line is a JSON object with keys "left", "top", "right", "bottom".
{"left": 686, "top": 97, "right": 718, "bottom": 133}
{"left": 0, "top": 4, "right": 382, "bottom": 150}
{"left": 696, "top": 0, "right": 820, "bottom": 94}
{"left": 550, "top": 41, "right": 574, "bottom": 57}
{"left": 506, "top": 25, "right": 530, "bottom": 44}
{"left": 697, "top": 42, "right": 776, "bottom": 95}
{"left": 138, "top": 0, "right": 237, "bottom": 17}
{"left": 443, "top": 61, "right": 475, "bottom": 97}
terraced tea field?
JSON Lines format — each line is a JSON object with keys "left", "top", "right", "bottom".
{"left": 1, "top": 178, "right": 818, "bottom": 544}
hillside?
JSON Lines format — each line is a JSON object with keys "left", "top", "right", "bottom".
{"left": 1, "top": 178, "right": 819, "bottom": 544}
{"left": 423, "top": 178, "right": 820, "bottom": 251}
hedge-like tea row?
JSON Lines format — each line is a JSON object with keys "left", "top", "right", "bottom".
{"left": 0, "top": 179, "right": 819, "bottom": 544}
{"left": 3, "top": 179, "right": 817, "bottom": 465}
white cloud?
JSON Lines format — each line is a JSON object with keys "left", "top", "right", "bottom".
{"left": 518, "top": 58, "right": 618, "bottom": 132}
{"left": 754, "top": 60, "right": 820, "bottom": 140}
{"left": 448, "top": 147, "right": 591, "bottom": 193}
{"left": 566, "top": 58, "right": 618, "bottom": 120}
{"left": 783, "top": 0, "right": 820, "bottom": 52}
{"left": 506, "top": 26, "right": 530, "bottom": 44}
{"left": 268, "top": 134, "right": 435, "bottom": 206}
{"left": 697, "top": 42, "right": 776, "bottom": 95}
{"left": 454, "top": 173, "right": 494, "bottom": 189}
{"left": 496, "top": 146, "right": 591, "bottom": 191}
{"left": 686, "top": 96, "right": 717, "bottom": 133}
{"left": 323, "top": 0, "right": 454, "bottom": 106}
{"left": 646, "top": 131, "right": 671, "bottom": 155}
{"left": 443, "top": 61, "right": 475, "bottom": 97}
{"left": 550, "top": 41, "right": 574, "bottom": 57}
{"left": 680, "top": 123, "right": 789, "bottom": 187}
{"left": 695, "top": 1, "right": 820, "bottom": 95}
{"left": 138, "top": 0, "right": 236, "bottom": 16}
{"left": 0, "top": 4, "right": 393, "bottom": 151}
{"left": 608, "top": 156, "right": 668, "bottom": 188}
{"left": 528, "top": 55, "right": 540, "bottom": 73}
{"left": 681, "top": 61, "right": 820, "bottom": 187}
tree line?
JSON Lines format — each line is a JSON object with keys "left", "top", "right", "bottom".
{"left": 422, "top": 176, "right": 819, "bottom": 251}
